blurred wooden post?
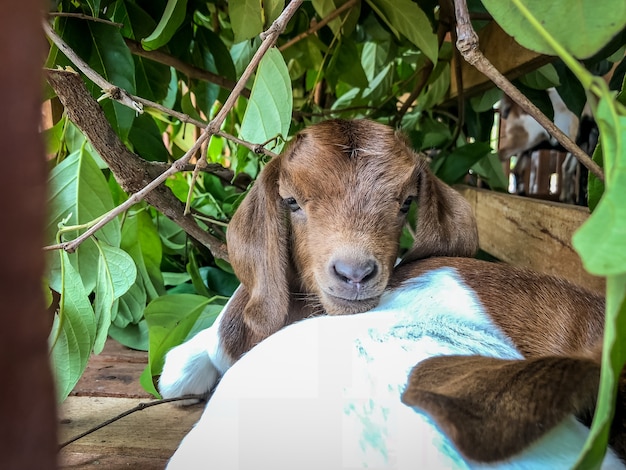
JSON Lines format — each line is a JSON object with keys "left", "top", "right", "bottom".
{"left": 0, "top": 1, "right": 58, "bottom": 468}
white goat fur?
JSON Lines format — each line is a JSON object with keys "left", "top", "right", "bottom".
{"left": 164, "top": 267, "right": 623, "bottom": 470}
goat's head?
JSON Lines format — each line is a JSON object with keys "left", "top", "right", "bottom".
{"left": 226, "top": 119, "right": 478, "bottom": 337}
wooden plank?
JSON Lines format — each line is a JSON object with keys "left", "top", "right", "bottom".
{"left": 59, "top": 397, "right": 204, "bottom": 469}
{"left": 448, "top": 22, "right": 552, "bottom": 101}
{"left": 457, "top": 186, "right": 605, "bottom": 293}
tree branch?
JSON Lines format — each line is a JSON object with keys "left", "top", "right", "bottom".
{"left": 45, "top": 68, "right": 229, "bottom": 260}
{"left": 452, "top": 0, "right": 604, "bottom": 182}
{"left": 42, "top": 20, "right": 143, "bottom": 114}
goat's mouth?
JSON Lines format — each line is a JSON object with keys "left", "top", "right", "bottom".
{"left": 320, "top": 292, "right": 381, "bottom": 315}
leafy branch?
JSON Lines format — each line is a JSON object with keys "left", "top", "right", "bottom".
{"left": 43, "top": 1, "right": 299, "bottom": 257}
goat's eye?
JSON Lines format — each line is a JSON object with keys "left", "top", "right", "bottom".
{"left": 283, "top": 197, "right": 301, "bottom": 212}
{"left": 400, "top": 197, "right": 414, "bottom": 214}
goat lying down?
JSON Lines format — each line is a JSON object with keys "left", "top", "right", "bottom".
{"left": 160, "top": 119, "right": 625, "bottom": 468}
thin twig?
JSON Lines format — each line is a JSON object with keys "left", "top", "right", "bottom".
{"left": 48, "top": 12, "right": 124, "bottom": 28}
{"left": 58, "top": 394, "right": 207, "bottom": 449}
{"left": 452, "top": 0, "right": 604, "bottom": 182}
{"left": 42, "top": 20, "right": 143, "bottom": 113}
{"left": 279, "top": 0, "right": 358, "bottom": 51}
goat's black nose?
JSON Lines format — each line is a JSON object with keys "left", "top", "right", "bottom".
{"left": 332, "top": 259, "right": 377, "bottom": 284}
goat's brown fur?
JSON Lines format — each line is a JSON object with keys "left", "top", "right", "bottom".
{"left": 402, "top": 354, "right": 601, "bottom": 462}
{"left": 221, "top": 119, "right": 478, "bottom": 360}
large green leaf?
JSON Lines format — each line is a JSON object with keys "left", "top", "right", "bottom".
{"left": 573, "top": 96, "right": 626, "bottom": 276}
{"left": 434, "top": 142, "right": 493, "bottom": 185}
{"left": 85, "top": 22, "right": 137, "bottom": 141}
{"left": 480, "top": 0, "right": 626, "bottom": 59}
{"left": 238, "top": 48, "right": 292, "bottom": 155}
{"left": 47, "top": 149, "right": 121, "bottom": 294}
{"left": 93, "top": 242, "right": 137, "bottom": 354}
{"left": 230, "top": 0, "right": 264, "bottom": 43}
{"left": 142, "top": 294, "right": 220, "bottom": 396}
{"left": 141, "top": 0, "right": 188, "bottom": 51}
{"left": 365, "top": 0, "right": 438, "bottom": 63}
{"left": 327, "top": 37, "right": 369, "bottom": 89}
{"left": 116, "top": 209, "right": 165, "bottom": 327}
{"left": 49, "top": 251, "right": 97, "bottom": 401}
{"left": 110, "top": 1, "right": 172, "bottom": 102}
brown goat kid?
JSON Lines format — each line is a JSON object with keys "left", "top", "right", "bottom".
{"left": 159, "top": 119, "right": 625, "bottom": 468}
{"left": 221, "top": 118, "right": 478, "bottom": 358}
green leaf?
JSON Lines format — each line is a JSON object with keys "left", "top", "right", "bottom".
{"left": 572, "top": 96, "right": 626, "bottom": 276}
{"left": 327, "top": 37, "right": 369, "bottom": 89}
{"left": 86, "top": 0, "right": 101, "bottom": 16}
{"left": 519, "top": 64, "right": 561, "bottom": 90}
{"left": 238, "top": 48, "right": 292, "bottom": 156}
{"left": 141, "top": 0, "right": 188, "bottom": 51}
{"left": 204, "top": 266, "right": 240, "bottom": 297}
{"left": 47, "top": 149, "right": 121, "bottom": 294}
{"left": 366, "top": 0, "right": 438, "bottom": 63}
{"left": 434, "top": 142, "right": 493, "bottom": 185}
{"left": 143, "top": 294, "right": 218, "bottom": 393}
{"left": 187, "top": 250, "right": 212, "bottom": 298}
{"left": 480, "top": 0, "right": 626, "bottom": 59}
{"left": 230, "top": 0, "right": 264, "bottom": 43}
{"left": 471, "top": 152, "right": 509, "bottom": 191}
{"left": 121, "top": 210, "right": 165, "bottom": 304}
{"left": 93, "top": 242, "right": 137, "bottom": 354}
{"left": 470, "top": 87, "right": 502, "bottom": 113}
{"left": 109, "top": 319, "right": 149, "bottom": 351}
{"left": 49, "top": 251, "right": 97, "bottom": 401}
{"left": 86, "top": 22, "right": 137, "bottom": 142}
{"left": 128, "top": 113, "right": 170, "bottom": 162}
{"left": 264, "top": 0, "right": 285, "bottom": 27}
{"left": 110, "top": 1, "right": 172, "bottom": 102}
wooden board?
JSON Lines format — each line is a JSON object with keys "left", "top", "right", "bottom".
{"left": 58, "top": 340, "right": 204, "bottom": 469}
{"left": 59, "top": 397, "right": 203, "bottom": 469}
{"left": 458, "top": 186, "right": 605, "bottom": 293}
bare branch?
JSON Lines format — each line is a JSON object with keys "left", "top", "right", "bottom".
{"left": 452, "top": 0, "right": 604, "bottom": 183}
{"left": 48, "top": 12, "right": 124, "bottom": 28}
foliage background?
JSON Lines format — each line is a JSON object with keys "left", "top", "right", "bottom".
{"left": 43, "top": 0, "right": 626, "bottom": 464}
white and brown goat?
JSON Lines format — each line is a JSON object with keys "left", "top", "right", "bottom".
{"left": 160, "top": 119, "right": 625, "bottom": 469}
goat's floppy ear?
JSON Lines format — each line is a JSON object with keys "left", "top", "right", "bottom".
{"left": 402, "top": 355, "right": 600, "bottom": 463}
{"left": 226, "top": 156, "right": 290, "bottom": 340}
{"left": 402, "top": 164, "right": 478, "bottom": 262}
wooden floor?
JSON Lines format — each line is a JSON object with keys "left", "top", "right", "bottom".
{"left": 58, "top": 340, "right": 204, "bottom": 469}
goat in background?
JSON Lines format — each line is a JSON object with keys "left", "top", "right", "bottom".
{"left": 160, "top": 119, "right": 625, "bottom": 469}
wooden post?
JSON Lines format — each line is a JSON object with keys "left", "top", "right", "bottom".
{"left": 0, "top": 1, "right": 58, "bottom": 468}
